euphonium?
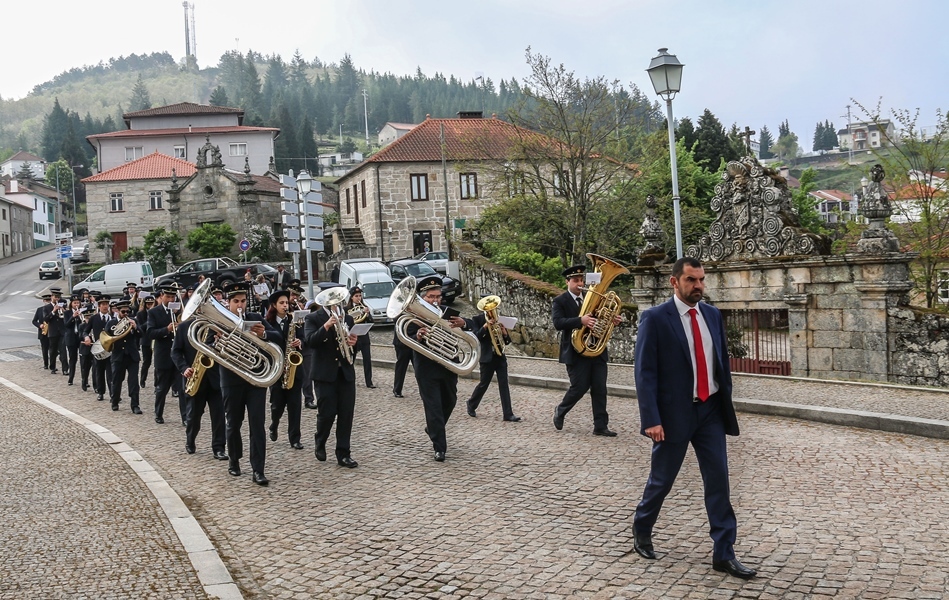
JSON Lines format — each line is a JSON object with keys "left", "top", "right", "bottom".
{"left": 281, "top": 311, "right": 305, "bottom": 389}
{"left": 184, "top": 353, "right": 215, "bottom": 396}
{"left": 347, "top": 302, "right": 369, "bottom": 324}
{"left": 181, "top": 280, "right": 285, "bottom": 388}
{"left": 571, "top": 253, "right": 630, "bottom": 357}
{"left": 386, "top": 276, "right": 480, "bottom": 375}
{"left": 314, "top": 287, "right": 354, "bottom": 364}
{"left": 476, "top": 295, "right": 506, "bottom": 356}
{"left": 100, "top": 316, "right": 134, "bottom": 353}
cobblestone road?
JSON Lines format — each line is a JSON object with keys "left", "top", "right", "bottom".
{"left": 2, "top": 349, "right": 948, "bottom": 599}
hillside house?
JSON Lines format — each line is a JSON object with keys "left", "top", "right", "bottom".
{"left": 0, "top": 151, "right": 47, "bottom": 180}
{"left": 837, "top": 120, "right": 896, "bottom": 151}
{"left": 378, "top": 122, "right": 417, "bottom": 147}
{"left": 808, "top": 189, "right": 853, "bottom": 223}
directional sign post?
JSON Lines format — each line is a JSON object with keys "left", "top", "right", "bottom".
{"left": 280, "top": 172, "right": 325, "bottom": 297}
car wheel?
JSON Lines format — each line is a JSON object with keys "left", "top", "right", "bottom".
{"left": 219, "top": 278, "right": 235, "bottom": 288}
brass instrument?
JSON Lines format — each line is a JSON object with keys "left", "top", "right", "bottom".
{"left": 386, "top": 276, "right": 480, "bottom": 375}
{"left": 314, "top": 287, "right": 354, "bottom": 364}
{"left": 571, "top": 253, "right": 629, "bottom": 357}
{"left": 476, "top": 295, "right": 506, "bottom": 356}
{"left": 100, "top": 317, "right": 134, "bottom": 353}
{"left": 181, "top": 279, "right": 285, "bottom": 388}
{"left": 281, "top": 311, "right": 305, "bottom": 389}
{"left": 347, "top": 301, "right": 369, "bottom": 324}
{"left": 40, "top": 322, "right": 49, "bottom": 336}
{"left": 184, "top": 353, "right": 215, "bottom": 396}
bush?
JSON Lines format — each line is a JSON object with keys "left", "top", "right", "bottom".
{"left": 186, "top": 223, "right": 237, "bottom": 258}
{"left": 245, "top": 224, "right": 280, "bottom": 261}
{"left": 120, "top": 246, "right": 145, "bottom": 262}
{"left": 143, "top": 227, "right": 182, "bottom": 274}
{"left": 485, "top": 243, "right": 564, "bottom": 286}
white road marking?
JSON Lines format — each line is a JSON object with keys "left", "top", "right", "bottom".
{"left": 2, "top": 314, "right": 25, "bottom": 320}
{"left": 9, "top": 329, "right": 35, "bottom": 334}
{"left": 8, "top": 291, "right": 20, "bottom": 295}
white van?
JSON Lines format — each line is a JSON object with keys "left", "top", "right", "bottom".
{"left": 338, "top": 259, "right": 396, "bottom": 324}
{"left": 76, "top": 261, "right": 154, "bottom": 296}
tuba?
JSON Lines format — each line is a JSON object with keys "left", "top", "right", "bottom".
{"left": 571, "top": 253, "right": 630, "bottom": 357}
{"left": 100, "top": 317, "right": 134, "bottom": 353}
{"left": 386, "top": 277, "right": 480, "bottom": 375}
{"left": 314, "top": 287, "right": 354, "bottom": 364}
{"left": 181, "top": 279, "right": 285, "bottom": 388}
{"left": 281, "top": 311, "right": 305, "bottom": 389}
{"left": 476, "top": 295, "right": 506, "bottom": 356}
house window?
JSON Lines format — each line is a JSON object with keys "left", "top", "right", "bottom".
{"left": 346, "top": 188, "right": 351, "bottom": 214}
{"left": 361, "top": 180, "right": 367, "bottom": 208}
{"left": 229, "top": 143, "right": 247, "bottom": 156}
{"left": 353, "top": 184, "right": 359, "bottom": 209}
{"left": 939, "top": 271, "right": 949, "bottom": 304}
{"left": 1, "top": 208, "right": 5, "bottom": 220}
{"left": 460, "top": 173, "right": 478, "bottom": 199}
{"left": 149, "top": 191, "right": 163, "bottom": 210}
{"left": 125, "top": 147, "right": 144, "bottom": 161}
{"left": 410, "top": 174, "right": 429, "bottom": 201}
{"left": 173, "top": 145, "right": 186, "bottom": 159}
{"left": 110, "top": 192, "right": 124, "bottom": 212}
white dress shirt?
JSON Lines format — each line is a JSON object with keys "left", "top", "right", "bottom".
{"left": 672, "top": 295, "right": 719, "bottom": 399}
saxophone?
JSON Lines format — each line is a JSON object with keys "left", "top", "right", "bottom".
{"left": 184, "top": 353, "right": 215, "bottom": 396}
{"left": 476, "top": 295, "right": 506, "bottom": 356}
{"left": 570, "top": 253, "right": 630, "bottom": 357}
{"left": 281, "top": 312, "right": 305, "bottom": 389}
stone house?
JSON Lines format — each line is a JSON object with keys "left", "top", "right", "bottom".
{"left": 0, "top": 184, "right": 34, "bottom": 255}
{"left": 87, "top": 102, "right": 279, "bottom": 175}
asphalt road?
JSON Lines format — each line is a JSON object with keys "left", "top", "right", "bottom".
{"left": 0, "top": 246, "right": 66, "bottom": 350}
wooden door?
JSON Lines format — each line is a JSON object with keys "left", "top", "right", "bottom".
{"left": 112, "top": 231, "right": 127, "bottom": 262}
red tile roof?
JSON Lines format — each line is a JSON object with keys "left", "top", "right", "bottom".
{"left": 6, "top": 150, "right": 44, "bottom": 162}
{"left": 87, "top": 125, "right": 278, "bottom": 141}
{"left": 123, "top": 102, "right": 243, "bottom": 119}
{"left": 81, "top": 152, "right": 196, "bottom": 183}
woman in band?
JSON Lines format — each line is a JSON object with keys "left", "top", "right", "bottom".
{"left": 266, "top": 289, "right": 305, "bottom": 449}
{"left": 346, "top": 286, "right": 375, "bottom": 389}
{"left": 137, "top": 295, "right": 156, "bottom": 388}
{"left": 77, "top": 304, "right": 95, "bottom": 391}
{"left": 63, "top": 295, "right": 84, "bottom": 386}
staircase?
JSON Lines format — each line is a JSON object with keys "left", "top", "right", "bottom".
{"left": 338, "top": 227, "right": 367, "bottom": 248}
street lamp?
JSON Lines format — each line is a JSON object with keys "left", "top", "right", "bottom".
{"left": 646, "top": 47, "right": 685, "bottom": 259}
{"left": 295, "top": 169, "right": 316, "bottom": 300}
{"left": 71, "top": 165, "right": 83, "bottom": 236}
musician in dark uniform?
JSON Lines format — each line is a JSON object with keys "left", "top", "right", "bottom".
{"left": 77, "top": 304, "right": 95, "bottom": 391}
{"left": 303, "top": 288, "right": 359, "bottom": 468}
{"left": 87, "top": 296, "right": 113, "bottom": 400}
{"left": 108, "top": 299, "right": 142, "bottom": 413}
{"left": 266, "top": 289, "right": 305, "bottom": 449}
{"left": 551, "top": 265, "right": 620, "bottom": 436}
{"left": 33, "top": 294, "right": 52, "bottom": 369}
{"left": 407, "top": 275, "right": 467, "bottom": 462}
{"left": 44, "top": 288, "right": 67, "bottom": 375}
{"left": 148, "top": 283, "right": 181, "bottom": 424}
{"left": 121, "top": 282, "right": 140, "bottom": 314}
{"left": 137, "top": 295, "right": 156, "bottom": 388}
{"left": 464, "top": 297, "right": 520, "bottom": 422}
{"left": 172, "top": 310, "right": 228, "bottom": 460}
{"left": 63, "top": 295, "right": 83, "bottom": 386}
{"left": 391, "top": 327, "right": 412, "bottom": 399}
{"left": 289, "top": 285, "right": 317, "bottom": 410}
{"left": 219, "top": 281, "right": 282, "bottom": 485}
{"left": 346, "top": 286, "right": 375, "bottom": 388}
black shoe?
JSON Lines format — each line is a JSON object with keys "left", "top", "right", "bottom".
{"left": 81, "top": 384, "right": 88, "bottom": 391}
{"left": 252, "top": 471, "right": 269, "bottom": 486}
{"left": 305, "top": 401, "right": 317, "bottom": 409}
{"left": 228, "top": 461, "right": 241, "bottom": 477}
{"left": 712, "top": 558, "right": 757, "bottom": 579}
{"left": 366, "top": 382, "right": 377, "bottom": 389}
{"left": 553, "top": 411, "right": 564, "bottom": 431}
{"left": 315, "top": 445, "right": 327, "bottom": 462}
{"left": 155, "top": 416, "right": 164, "bottom": 424}
{"left": 434, "top": 451, "right": 446, "bottom": 462}
{"left": 68, "top": 381, "right": 74, "bottom": 386}
{"left": 337, "top": 456, "right": 358, "bottom": 468}
{"left": 213, "top": 451, "right": 229, "bottom": 461}
{"left": 393, "top": 391, "right": 404, "bottom": 398}
{"left": 181, "top": 419, "right": 187, "bottom": 427}
{"left": 291, "top": 442, "right": 304, "bottom": 450}
{"left": 633, "top": 530, "right": 657, "bottom": 560}
{"left": 466, "top": 405, "right": 476, "bottom": 418}
{"left": 50, "top": 369, "right": 57, "bottom": 374}
{"left": 172, "top": 390, "right": 179, "bottom": 397}
{"left": 132, "top": 407, "right": 142, "bottom": 415}
{"left": 269, "top": 426, "right": 277, "bottom": 442}
{"left": 111, "top": 404, "right": 119, "bottom": 411}
{"left": 593, "top": 428, "right": 617, "bottom": 437}
{"left": 97, "top": 394, "right": 104, "bottom": 402}
{"left": 504, "top": 415, "right": 522, "bottom": 422}
{"left": 185, "top": 443, "right": 196, "bottom": 454}
{"left": 140, "top": 379, "right": 147, "bottom": 388}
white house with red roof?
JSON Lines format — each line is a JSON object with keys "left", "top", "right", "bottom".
{"left": 807, "top": 189, "right": 854, "bottom": 223}
{"left": 86, "top": 102, "right": 279, "bottom": 175}
{"left": 0, "top": 151, "right": 47, "bottom": 180}
{"left": 1, "top": 178, "right": 54, "bottom": 248}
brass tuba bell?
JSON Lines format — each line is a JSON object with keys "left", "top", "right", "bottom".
{"left": 571, "top": 253, "right": 629, "bottom": 357}
{"left": 476, "top": 294, "right": 506, "bottom": 356}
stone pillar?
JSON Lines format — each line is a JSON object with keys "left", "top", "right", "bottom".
{"left": 853, "top": 280, "right": 912, "bottom": 380}
{"left": 783, "top": 293, "right": 810, "bottom": 376}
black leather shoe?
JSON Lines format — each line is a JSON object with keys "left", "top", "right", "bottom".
{"left": 593, "top": 428, "right": 618, "bottom": 437}
{"left": 366, "top": 383, "right": 377, "bottom": 389}
{"left": 633, "top": 531, "right": 657, "bottom": 560}
{"left": 291, "top": 442, "right": 304, "bottom": 450}
{"left": 315, "top": 446, "right": 327, "bottom": 462}
{"left": 466, "top": 405, "right": 476, "bottom": 418}
{"left": 132, "top": 407, "right": 143, "bottom": 415}
{"left": 269, "top": 426, "right": 277, "bottom": 442}
{"left": 172, "top": 390, "right": 179, "bottom": 397}
{"left": 393, "top": 392, "right": 404, "bottom": 398}
{"left": 111, "top": 404, "right": 119, "bottom": 411}
{"left": 81, "top": 384, "right": 88, "bottom": 391}
{"left": 214, "top": 451, "right": 229, "bottom": 461}
{"left": 185, "top": 444, "right": 196, "bottom": 454}
{"left": 50, "top": 369, "right": 57, "bottom": 374}
{"left": 712, "top": 558, "right": 757, "bottom": 579}
{"left": 68, "top": 381, "right": 74, "bottom": 386}
{"left": 252, "top": 471, "right": 269, "bottom": 486}
{"left": 434, "top": 451, "right": 445, "bottom": 462}
{"left": 140, "top": 379, "right": 147, "bottom": 388}
{"left": 155, "top": 416, "right": 164, "bottom": 424}
{"left": 553, "top": 411, "right": 564, "bottom": 431}
{"left": 96, "top": 394, "right": 104, "bottom": 402}
{"left": 337, "top": 456, "right": 358, "bottom": 468}
{"left": 305, "top": 401, "right": 317, "bottom": 409}
{"left": 504, "top": 415, "right": 522, "bottom": 422}
{"left": 228, "top": 461, "right": 241, "bottom": 477}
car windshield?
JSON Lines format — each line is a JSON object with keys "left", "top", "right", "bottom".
{"left": 405, "top": 262, "right": 437, "bottom": 277}
{"left": 41, "top": 261, "right": 57, "bottom": 268}
{"left": 362, "top": 281, "right": 396, "bottom": 298}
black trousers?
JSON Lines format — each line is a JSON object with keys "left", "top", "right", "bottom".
{"left": 94, "top": 357, "right": 113, "bottom": 396}
{"left": 79, "top": 350, "right": 92, "bottom": 388}
{"left": 467, "top": 355, "right": 514, "bottom": 418}
{"left": 300, "top": 351, "right": 315, "bottom": 405}
{"left": 186, "top": 386, "right": 225, "bottom": 453}
{"left": 314, "top": 376, "right": 356, "bottom": 459}
{"left": 392, "top": 345, "right": 412, "bottom": 394}
{"left": 153, "top": 367, "right": 175, "bottom": 418}
{"left": 416, "top": 371, "right": 457, "bottom": 453}
{"left": 59, "top": 336, "right": 68, "bottom": 371}
{"left": 222, "top": 384, "right": 267, "bottom": 473}
{"left": 66, "top": 344, "right": 79, "bottom": 384}
{"left": 140, "top": 343, "right": 152, "bottom": 384}
{"left": 556, "top": 357, "right": 609, "bottom": 430}
{"left": 39, "top": 336, "right": 50, "bottom": 368}
{"left": 48, "top": 336, "right": 62, "bottom": 372}
{"left": 270, "top": 384, "right": 303, "bottom": 445}
{"left": 110, "top": 356, "right": 140, "bottom": 410}
{"left": 354, "top": 337, "right": 373, "bottom": 385}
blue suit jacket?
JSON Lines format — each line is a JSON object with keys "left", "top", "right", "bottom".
{"left": 634, "top": 298, "right": 739, "bottom": 443}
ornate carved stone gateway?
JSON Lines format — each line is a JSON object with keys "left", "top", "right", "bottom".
{"left": 687, "top": 156, "right": 827, "bottom": 261}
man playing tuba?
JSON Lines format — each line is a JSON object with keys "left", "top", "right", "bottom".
{"left": 464, "top": 295, "right": 520, "bottom": 423}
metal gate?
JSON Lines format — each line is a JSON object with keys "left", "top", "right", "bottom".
{"left": 720, "top": 308, "right": 791, "bottom": 376}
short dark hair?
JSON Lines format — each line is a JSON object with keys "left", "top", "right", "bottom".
{"left": 671, "top": 256, "right": 702, "bottom": 279}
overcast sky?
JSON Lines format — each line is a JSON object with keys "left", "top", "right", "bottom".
{"left": 5, "top": 0, "right": 946, "bottom": 149}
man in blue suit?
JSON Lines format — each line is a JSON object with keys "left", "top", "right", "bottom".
{"left": 632, "top": 257, "right": 756, "bottom": 579}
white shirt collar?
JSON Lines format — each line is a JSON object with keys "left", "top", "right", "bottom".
{"left": 672, "top": 294, "right": 700, "bottom": 317}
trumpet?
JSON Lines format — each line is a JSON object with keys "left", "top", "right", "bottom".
{"left": 314, "top": 287, "right": 354, "bottom": 364}
{"left": 476, "top": 295, "right": 506, "bottom": 356}
{"left": 386, "top": 277, "right": 480, "bottom": 375}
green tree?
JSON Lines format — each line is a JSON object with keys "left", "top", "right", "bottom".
{"left": 693, "top": 109, "right": 738, "bottom": 169}
{"left": 759, "top": 125, "right": 774, "bottom": 159}
{"left": 813, "top": 121, "right": 826, "bottom": 152}
{"left": 129, "top": 74, "right": 152, "bottom": 111}
{"left": 186, "top": 223, "right": 237, "bottom": 257}
{"left": 790, "top": 168, "right": 829, "bottom": 235}
{"left": 45, "top": 159, "right": 75, "bottom": 191}
{"left": 209, "top": 85, "right": 230, "bottom": 107}
{"left": 41, "top": 98, "right": 69, "bottom": 162}
{"left": 143, "top": 227, "right": 182, "bottom": 275}
{"left": 823, "top": 120, "right": 838, "bottom": 151}
{"left": 298, "top": 114, "right": 318, "bottom": 174}
{"left": 15, "top": 161, "right": 36, "bottom": 181}
{"left": 675, "top": 116, "right": 697, "bottom": 150}
{"left": 773, "top": 120, "right": 800, "bottom": 161}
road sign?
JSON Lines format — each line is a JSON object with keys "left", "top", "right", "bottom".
{"left": 283, "top": 241, "right": 301, "bottom": 253}
{"left": 305, "top": 240, "right": 324, "bottom": 251}
{"left": 239, "top": 239, "right": 251, "bottom": 252}
{"left": 282, "top": 214, "right": 300, "bottom": 227}
{"left": 57, "top": 245, "right": 73, "bottom": 259}
{"left": 55, "top": 232, "right": 73, "bottom": 240}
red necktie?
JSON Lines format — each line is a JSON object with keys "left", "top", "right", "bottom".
{"left": 688, "top": 308, "right": 709, "bottom": 401}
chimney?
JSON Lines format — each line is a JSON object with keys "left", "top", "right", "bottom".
{"left": 457, "top": 111, "right": 483, "bottom": 119}
{"left": 10, "top": 180, "right": 18, "bottom": 193}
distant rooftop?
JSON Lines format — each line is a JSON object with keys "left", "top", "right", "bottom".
{"left": 81, "top": 152, "right": 196, "bottom": 183}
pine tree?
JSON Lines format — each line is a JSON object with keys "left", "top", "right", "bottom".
{"left": 129, "top": 74, "right": 152, "bottom": 111}
{"left": 41, "top": 98, "right": 70, "bottom": 161}
{"left": 813, "top": 121, "right": 825, "bottom": 152}
{"left": 823, "top": 120, "right": 838, "bottom": 150}
{"left": 298, "top": 114, "right": 318, "bottom": 174}
{"left": 759, "top": 125, "right": 774, "bottom": 159}
{"left": 209, "top": 86, "right": 230, "bottom": 107}
{"left": 675, "top": 116, "right": 697, "bottom": 150}
{"left": 693, "top": 109, "right": 738, "bottom": 169}
{"left": 15, "top": 161, "right": 35, "bottom": 181}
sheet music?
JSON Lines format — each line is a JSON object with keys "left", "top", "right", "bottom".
{"left": 585, "top": 272, "right": 602, "bottom": 285}
{"left": 497, "top": 316, "right": 518, "bottom": 329}
{"left": 349, "top": 323, "right": 373, "bottom": 337}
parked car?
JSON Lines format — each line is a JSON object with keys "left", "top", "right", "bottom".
{"left": 388, "top": 258, "right": 461, "bottom": 304}
{"left": 38, "top": 260, "right": 63, "bottom": 280}
{"left": 413, "top": 250, "right": 449, "bottom": 273}
{"left": 76, "top": 261, "right": 154, "bottom": 295}
{"left": 70, "top": 242, "right": 90, "bottom": 264}
{"left": 154, "top": 257, "right": 276, "bottom": 290}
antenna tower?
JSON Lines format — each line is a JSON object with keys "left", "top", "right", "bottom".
{"left": 182, "top": 2, "right": 197, "bottom": 63}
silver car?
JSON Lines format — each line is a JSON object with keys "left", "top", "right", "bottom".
{"left": 38, "top": 260, "right": 62, "bottom": 280}
{"left": 413, "top": 251, "right": 449, "bottom": 273}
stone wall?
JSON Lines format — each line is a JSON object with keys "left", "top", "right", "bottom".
{"left": 86, "top": 179, "right": 171, "bottom": 262}
{"left": 454, "top": 242, "right": 638, "bottom": 363}
{"left": 888, "top": 307, "right": 949, "bottom": 387}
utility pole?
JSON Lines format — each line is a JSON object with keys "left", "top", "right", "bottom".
{"left": 842, "top": 104, "right": 854, "bottom": 165}
{"left": 362, "top": 89, "right": 370, "bottom": 149}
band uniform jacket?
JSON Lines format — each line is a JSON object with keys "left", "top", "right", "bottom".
{"left": 405, "top": 312, "right": 457, "bottom": 380}
{"left": 64, "top": 309, "right": 84, "bottom": 347}
{"left": 467, "top": 313, "right": 510, "bottom": 362}
{"left": 43, "top": 304, "right": 66, "bottom": 338}
{"left": 269, "top": 314, "right": 304, "bottom": 390}
{"left": 303, "top": 309, "right": 355, "bottom": 383}
{"left": 32, "top": 305, "right": 48, "bottom": 339}
{"left": 551, "top": 290, "right": 609, "bottom": 365}
{"left": 87, "top": 312, "right": 112, "bottom": 347}
{"left": 171, "top": 318, "right": 220, "bottom": 393}
{"left": 107, "top": 317, "right": 141, "bottom": 361}
{"left": 147, "top": 304, "right": 178, "bottom": 370}
{"left": 217, "top": 313, "right": 282, "bottom": 388}
{"left": 77, "top": 318, "right": 93, "bottom": 357}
